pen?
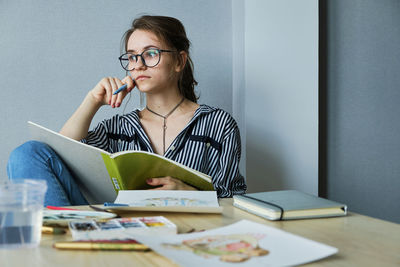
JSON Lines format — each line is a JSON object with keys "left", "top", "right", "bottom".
{"left": 103, "top": 202, "right": 129, "bottom": 207}
{"left": 113, "top": 84, "right": 128, "bottom": 95}
{"left": 113, "top": 79, "right": 135, "bottom": 95}
{"left": 53, "top": 241, "right": 150, "bottom": 251}
{"left": 42, "top": 226, "right": 67, "bottom": 235}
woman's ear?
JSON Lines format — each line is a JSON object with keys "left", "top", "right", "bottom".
{"left": 175, "top": 51, "right": 187, "bottom": 72}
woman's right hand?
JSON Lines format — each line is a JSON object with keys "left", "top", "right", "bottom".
{"left": 89, "top": 76, "right": 135, "bottom": 108}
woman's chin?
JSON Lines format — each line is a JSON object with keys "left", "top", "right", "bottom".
{"left": 135, "top": 85, "right": 149, "bottom": 93}
{"left": 135, "top": 83, "right": 152, "bottom": 93}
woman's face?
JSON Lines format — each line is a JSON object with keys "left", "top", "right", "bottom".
{"left": 126, "top": 29, "right": 180, "bottom": 94}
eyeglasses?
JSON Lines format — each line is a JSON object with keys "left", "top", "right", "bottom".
{"left": 119, "top": 48, "right": 176, "bottom": 71}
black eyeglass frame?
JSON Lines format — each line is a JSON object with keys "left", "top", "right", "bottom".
{"left": 118, "top": 48, "right": 177, "bottom": 71}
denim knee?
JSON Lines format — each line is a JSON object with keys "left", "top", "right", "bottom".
{"left": 10, "top": 141, "right": 51, "bottom": 158}
{"left": 7, "top": 140, "right": 52, "bottom": 178}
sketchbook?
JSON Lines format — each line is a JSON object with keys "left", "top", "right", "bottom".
{"left": 105, "top": 190, "right": 223, "bottom": 213}
{"left": 233, "top": 190, "right": 347, "bottom": 220}
{"left": 133, "top": 219, "right": 338, "bottom": 266}
{"left": 28, "top": 121, "right": 214, "bottom": 204}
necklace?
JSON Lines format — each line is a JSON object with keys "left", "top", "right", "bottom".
{"left": 146, "top": 97, "right": 185, "bottom": 155}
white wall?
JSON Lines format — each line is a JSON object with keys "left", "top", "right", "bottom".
{"left": 243, "top": 0, "right": 319, "bottom": 194}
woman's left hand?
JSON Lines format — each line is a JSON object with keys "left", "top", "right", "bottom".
{"left": 146, "top": 177, "right": 197, "bottom": 190}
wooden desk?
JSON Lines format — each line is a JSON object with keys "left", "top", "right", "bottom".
{"left": 2, "top": 199, "right": 399, "bottom": 267}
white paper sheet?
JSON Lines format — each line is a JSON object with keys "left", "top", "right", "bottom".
{"left": 133, "top": 220, "right": 338, "bottom": 267}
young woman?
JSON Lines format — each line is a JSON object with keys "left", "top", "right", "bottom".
{"left": 7, "top": 15, "right": 246, "bottom": 206}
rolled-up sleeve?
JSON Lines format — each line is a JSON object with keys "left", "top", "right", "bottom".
{"left": 212, "top": 119, "right": 247, "bottom": 197}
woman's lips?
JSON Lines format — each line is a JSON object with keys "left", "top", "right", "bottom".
{"left": 135, "top": 75, "right": 150, "bottom": 81}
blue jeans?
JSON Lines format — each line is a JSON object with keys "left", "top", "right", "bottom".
{"left": 7, "top": 141, "right": 88, "bottom": 206}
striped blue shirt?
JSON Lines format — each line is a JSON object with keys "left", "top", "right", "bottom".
{"left": 81, "top": 104, "right": 247, "bottom": 197}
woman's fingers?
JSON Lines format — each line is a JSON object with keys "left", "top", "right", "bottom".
{"left": 146, "top": 177, "right": 175, "bottom": 186}
{"left": 111, "top": 76, "right": 135, "bottom": 108}
{"left": 109, "top": 77, "right": 119, "bottom": 108}
{"left": 114, "top": 78, "right": 126, "bottom": 107}
{"left": 146, "top": 177, "right": 196, "bottom": 191}
{"left": 146, "top": 177, "right": 174, "bottom": 190}
{"left": 91, "top": 76, "right": 134, "bottom": 108}
{"left": 122, "top": 76, "right": 136, "bottom": 93}
{"left": 102, "top": 77, "right": 113, "bottom": 105}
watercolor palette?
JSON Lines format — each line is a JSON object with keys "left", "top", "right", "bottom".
{"left": 69, "top": 216, "right": 177, "bottom": 241}
{"left": 43, "top": 210, "right": 117, "bottom": 226}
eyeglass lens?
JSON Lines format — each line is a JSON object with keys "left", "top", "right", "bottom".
{"left": 120, "top": 49, "right": 161, "bottom": 71}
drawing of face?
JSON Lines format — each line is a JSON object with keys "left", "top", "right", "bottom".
{"left": 163, "top": 234, "right": 269, "bottom": 262}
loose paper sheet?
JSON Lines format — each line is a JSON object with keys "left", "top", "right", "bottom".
{"left": 133, "top": 220, "right": 338, "bottom": 267}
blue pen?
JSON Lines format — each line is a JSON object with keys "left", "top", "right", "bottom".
{"left": 103, "top": 202, "right": 129, "bottom": 207}
{"left": 113, "top": 79, "right": 135, "bottom": 95}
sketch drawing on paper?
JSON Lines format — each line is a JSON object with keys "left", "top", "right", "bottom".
{"left": 128, "top": 197, "right": 211, "bottom": 207}
{"left": 162, "top": 233, "right": 269, "bottom": 262}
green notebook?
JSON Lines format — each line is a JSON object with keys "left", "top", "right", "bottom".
{"left": 233, "top": 190, "right": 347, "bottom": 221}
{"left": 102, "top": 150, "right": 214, "bottom": 192}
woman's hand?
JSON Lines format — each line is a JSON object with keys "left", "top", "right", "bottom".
{"left": 146, "top": 177, "right": 197, "bottom": 191}
{"left": 89, "top": 76, "right": 135, "bottom": 108}
{"left": 60, "top": 76, "right": 135, "bottom": 140}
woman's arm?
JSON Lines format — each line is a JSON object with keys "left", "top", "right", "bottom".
{"left": 60, "top": 76, "right": 135, "bottom": 140}
{"left": 59, "top": 93, "right": 101, "bottom": 140}
{"left": 214, "top": 120, "right": 247, "bottom": 197}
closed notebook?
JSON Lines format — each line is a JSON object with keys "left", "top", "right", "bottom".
{"left": 233, "top": 190, "right": 347, "bottom": 221}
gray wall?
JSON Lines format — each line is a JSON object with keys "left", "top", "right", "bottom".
{"left": 321, "top": 0, "right": 400, "bottom": 223}
{"left": 232, "top": 0, "right": 246, "bottom": 175}
{"left": 0, "top": 0, "right": 234, "bottom": 179}
{"left": 244, "top": 0, "right": 319, "bottom": 195}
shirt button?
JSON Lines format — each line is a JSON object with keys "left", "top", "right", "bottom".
{"left": 206, "top": 142, "right": 211, "bottom": 147}
{"left": 170, "top": 145, "right": 175, "bottom": 151}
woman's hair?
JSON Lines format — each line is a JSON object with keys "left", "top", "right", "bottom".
{"left": 121, "top": 15, "right": 198, "bottom": 103}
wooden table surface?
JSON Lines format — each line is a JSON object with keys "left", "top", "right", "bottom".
{"left": 1, "top": 198, "right": 399, "bottom": 267}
